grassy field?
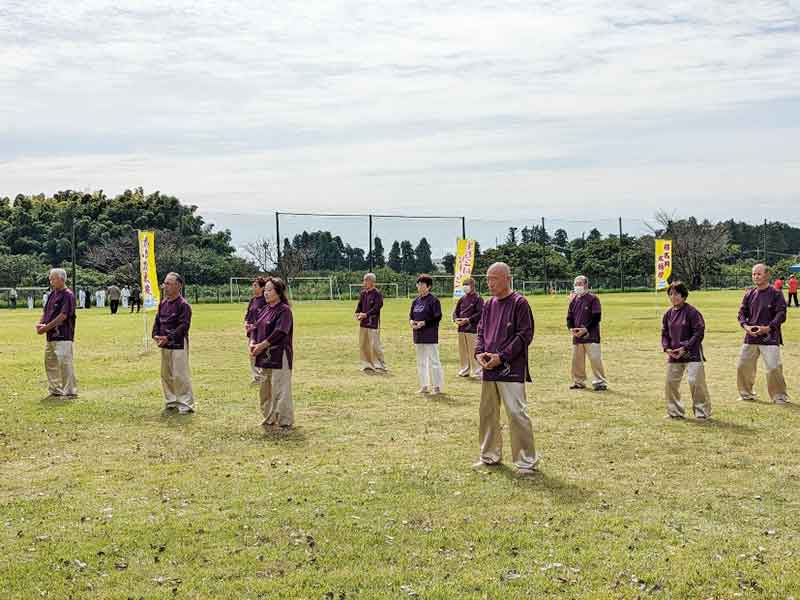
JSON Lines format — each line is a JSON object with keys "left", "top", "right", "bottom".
{"left": 1, "top": 290, "right": 799, "bottom": 599}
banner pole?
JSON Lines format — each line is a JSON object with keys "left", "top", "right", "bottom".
{"left": 143, "top": 311, "right": 149, "bottom": 352}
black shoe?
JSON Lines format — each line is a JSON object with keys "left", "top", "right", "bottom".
{"left": 569, "top": 383, "right": 586, "bottom": 390}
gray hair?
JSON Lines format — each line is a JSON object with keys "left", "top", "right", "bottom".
{"left": 752, "top": 263, "right": 770, "bottom": 274}
{"left": 574, "top": 275, "right": 588, "bottom": 286}
{"left": 49, "top": 268, "right": 67, "bottom": 282}
{"left": 363, "top": 272, "right": 377, "bottom": 282}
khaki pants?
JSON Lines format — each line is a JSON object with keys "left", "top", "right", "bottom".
{"left": 571, "top": 343, "right": 607, "bottom": 387}
{"left": 161, "top": 346, "right": 195, "bottom": 410}
{"left": 665, "top": 362, "right": 711, "bottom": 418}
{"left": 260, "top": 352, "right": 293, "bottom": 427}
{"left": 415, "top": 343, "right": 444, "bottom": 390}
{"left": 44, "top": 341, "right": 78, "bottom": 396}
{"left": 479, "top": 381, "right": 539, "bottom": 470}
{"left": 359, "top": 327, "right": 386, "bottom": 371}
{"left": 457, "top": 332, "right": 481, "bottom": 377}
{"left": 737, "top": 344, "right": 789, "bottom": 403}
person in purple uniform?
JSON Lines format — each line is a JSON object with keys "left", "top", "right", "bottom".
{"left": 250, "top": 277, "right": 295, "bottom": 430}
{"left": 355, "top": 272, "right": 387, "bottom": 372}
{"left": 453, "top": 277, "right": 483, "bottom": 378}
{"left": 152, "top": 272, "right": 195, "bottom": 414}
{"left": 737, "top": 263, "right": 789, "bottom": 404}
{"left": 661, "top": 281, "right": 710, "bottom": 419}
{"left": 566, "top": 275, "right": 608, "bottom": 391}
{"left": 244, "top": 277, "right": 268, "bottom": 383}
{"left": 36, "top": 268, "right": 78, "bottom": 398}
{"left": 410, "top": 274, "right": 444, "bottom": 394}
{"left": 473, "top": 262, "right": 540, "bottom": 476}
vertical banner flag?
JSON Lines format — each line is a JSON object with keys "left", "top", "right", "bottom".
{"left": 453, "top": 239, "right": 477, "bottom": 297}
{"left": 655, "top": 239, "right": 673, "bottom": 290}
{"left": 138, "top": 230, "right": 160, "bottom": 310}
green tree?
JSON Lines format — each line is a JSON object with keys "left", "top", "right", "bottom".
{"left": 387, "top": 241, "right": 402, "bottom": 272}
{"left": 400, "top": 240, "right": 416, "bottom": 274}
{"left": 414, "top": 237, "right": 434, "bottom": 273}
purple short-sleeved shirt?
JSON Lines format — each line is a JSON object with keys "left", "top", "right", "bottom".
{"left": 152, "top": 295, "right": 192, "bottom": 350}
{"left": 475, "top": 291, "right": 534, "bottom": 383}
{"left": 356, "top": 288, "right": 384, "bottom": 329}
{"left": 410, "top": 293, "right": 442, "bottom": 344}
{"left": 245, "top": 295, "right": 267, "bottom": 338}
{"left": 661, "top": 303, "right": 705, "bottom": 363}
{"left": 738, "top": 287, "right": 786, "bottom": 345}
{"left": 566, "top": 293, "right": 601, "bottom": 344}
{"left": 453, "top": 292, "right": 484, "bottom": 334}
{"left": 253, "top": 301, "right": 294, "bottom": 370}
{"left": 42, "top": 287, "right": 76, "bottom": 342}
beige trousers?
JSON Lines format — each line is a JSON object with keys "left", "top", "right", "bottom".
{"left": 737, "top": 344, "right": 789, "bottom": 403}
{"left": 479, "top": 381, "right": 539, "bottom": 470}
{"left": 260, "top": 352, "right": 293, "bottom": 427}
{"left": 161, "top": 346, "right": 195, "bottom": 410}
{"left": 415, "top": 343, "right": 444, "bottom": 390}
{"left": 665, "top": 362, "right": 711, "bottom": 418}
{"left": 248, "top": 340, "right": 263, "bottom": 383}
{"left": 571, "top": 343, "right": 607, "bottom": 387}
{"left": 44, "top": 341, "right": 78, "bottom": 396}
{"left": 359, "top": 327, "right": 386, "bottom": 371}
{"left": 457, "top": 332, "right": 481, "bottom": 377}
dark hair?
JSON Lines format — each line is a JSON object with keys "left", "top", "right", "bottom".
{"left": 416, "top": 274, "right": 433, "bottom": 288}
{"left": 265, "top": 276, "right": 290, "bottom": 305}
{"left": 667, "top": 280, "right": 689, "bottom": 299}
{"left": 254, "top": 276, "right": 268, "bottom": 288}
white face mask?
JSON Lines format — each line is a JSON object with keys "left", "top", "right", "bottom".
{"left": 462, "top": 286, "right": 472, "bottom": 295}
{"left": 574, "top": 285, "right": 587, "bottom": 296}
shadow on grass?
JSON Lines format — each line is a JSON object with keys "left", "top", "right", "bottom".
{"left": 40, "top": 394, "right": 76, "bottom": 405}
{"left": 687, "top": 418, "right": 756, "bottom": 434}
{"left": 239, "top": 426, "right": 309, "bottom": 446}
{"left": 489, "top": 465, "right": 592, "bottom": 504}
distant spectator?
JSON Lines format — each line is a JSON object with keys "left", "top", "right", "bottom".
{"left": 789, "top": 274, "right": 799, "bottom": 307}
{"left": 130, "top": 286, "right": 142, "bottom": 313}
{"left": 107, "top": 284, "right": 121, "bottom": 314}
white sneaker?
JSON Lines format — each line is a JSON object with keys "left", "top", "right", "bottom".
{"left": 416, "top": 387, "right": 430, "bottom": 394}
{"left": 430, "top": 386, "right": 442, "bottom": 395}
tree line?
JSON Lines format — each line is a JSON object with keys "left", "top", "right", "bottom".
{"left": 1, "top": 189, "right": 798, "bottom": 290}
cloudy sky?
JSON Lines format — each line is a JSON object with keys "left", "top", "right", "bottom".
{"left": 1, "top": 1, "right": 799, "bottom": 249}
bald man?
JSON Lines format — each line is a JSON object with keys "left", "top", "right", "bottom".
{"left": 152, "top": 272, "right": 195, "bottom": 414}
{"left": 737, "top": 263, "right": 789, "bottom": 404}
{"left": 355, "top": 272, "right": 387, "bottom": 372}
{"left": 36, "top": 268, "right": 78, "bottom": 397}
{"left": 474, "top": 262, "right": 540, "bottom": 476}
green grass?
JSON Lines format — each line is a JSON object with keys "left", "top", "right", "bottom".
{"left": 1, "top": 291, "right": 799, "bottom": 599}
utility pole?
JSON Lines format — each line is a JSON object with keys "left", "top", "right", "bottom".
{"left": 541, "top": 216, "right": 548, "bottom": 292}
{"left": 763, "top": 218, "right": 768, "bottom": 264}
{"left": 369, "top": 214, "right": 373, "bottom": 271}
{"left": 618, "top": 217, "right": 624, "bottom": 290}
{"left": 275, "top": 212, "right": 281, "bottom": 265}
{"left": 71, "top": 215, "right": 77, "bottom": 290}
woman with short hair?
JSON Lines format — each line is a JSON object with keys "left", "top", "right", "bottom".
{"left": 661, "top": 281, "right": 711, "bottom": 419}
{"left": 453, "top": 277, "right": 483, "bottom": 378}
{"left": 409, "top": 274, "right": 443, "bottom": 394}
{"left": 250, "top": 277, "right": 295, "bottom": 429}
{"left": 244, "top": 277, "right": 268, "bottom": 383}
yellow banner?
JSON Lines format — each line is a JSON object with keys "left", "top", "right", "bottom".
{"left": 453, "top": 239, "right": 477, "bottom": 297}
{"left": 655, "top": 239, "right": 673, "bottom": 290}
{"left": 138, "top": 230, "right": 160, "bottom": 310}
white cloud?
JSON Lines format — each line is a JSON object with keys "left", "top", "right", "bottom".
{"left": 1, "top": 0, "right": 798, "bottom": 236}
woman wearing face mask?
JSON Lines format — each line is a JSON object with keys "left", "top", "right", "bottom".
{"left": 243, "top": 277, "right": 268, "bottom": 384}
{"left": 566, "top": 275, "right": 608, "bottom": 391}
{"left": 661, "top": 281, "right": 710, "bottom": 419}
{"left": 250, "top": 277, "right": 295, "bottom": 429}
{"left": 409, "top": 274, "right": 444, "bottom": 394}
{"left": 453, "top": 277, "right": 484, "bottom": 378}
